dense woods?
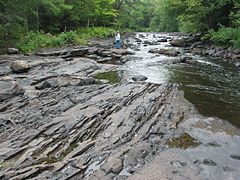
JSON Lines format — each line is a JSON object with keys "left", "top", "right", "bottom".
{"left": 0, "top": 0, "right": 240, "bottom": 51}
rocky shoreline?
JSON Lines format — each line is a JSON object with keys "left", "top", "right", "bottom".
{"left": 168, "top": 34, "right": 240, "bottom": 67}
{"left": 0, "top": 33, "right": 240, "bottom": 180}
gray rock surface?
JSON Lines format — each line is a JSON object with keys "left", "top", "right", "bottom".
{"left": 10, "top": 60, "right": 31, "bottom": 73}
{"left": 0, "top": 79, "right": 25, "bottom": 102}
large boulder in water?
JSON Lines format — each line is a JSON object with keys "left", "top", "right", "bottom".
{"left": 10, "top": 60, "right": 31, "bottom": 73}
{"left": 170, "top": 39, "right": 187, "bottom": 47}
{"left": 149, "top": 48, "right": 180, "bottom": 56}
{"left": 0, "top": 79, "right": 25, "bottom": 102}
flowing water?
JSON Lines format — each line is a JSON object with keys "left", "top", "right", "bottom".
{"left": 121, "top": 33, "right": 240, "bottom": 128}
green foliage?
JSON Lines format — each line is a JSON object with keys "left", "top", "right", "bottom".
{"left": 117, "top": 0, "right": 155, "bottom": 31}
{"left": 208, "top": 27, "right": 240, "bottom": 49}
{"left": 17, "top": 27, "right": 125, "bottom": 53}
{"left": 76, "top": 27, "right": 117, "bottom": 39}
{"left": 17, "top": 31, "right": 79, "bottom": 53}
{"left": 1, "top": 0, "right": 240, "bottom": 52}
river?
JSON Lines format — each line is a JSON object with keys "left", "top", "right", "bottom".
{"left": 121, "top": 32, "right": 240, "bottom": 128}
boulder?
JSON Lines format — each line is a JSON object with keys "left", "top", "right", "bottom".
{"left": 10, "top": 60, "right": 31, "bottom": 73}
{"left": 149, "top": 48, "right": 180, "bottom": 56}
{"left": 170, "top": 39, "right": 187, "bottom": 47}
{"left": 0, "top": 80, "right": 25, "bottom": 102}
{"left": 8, "top": 48, "right": 19, "bottom": 54}
{"left": 132, "top": 75, "right": 148, "bottom": 81}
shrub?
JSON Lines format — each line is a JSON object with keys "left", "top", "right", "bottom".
{"left": 76, "top": 27, "right": 118, "bottom": 38}
{"left": 207, "top": 27, "right": 240, "bottom": 49}
{"left": 17, "top": 31, "right": 79, "bottom": 53}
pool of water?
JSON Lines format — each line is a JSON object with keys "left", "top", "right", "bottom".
{"left": 121, "top": 33, "right": 240, "bottom": 128}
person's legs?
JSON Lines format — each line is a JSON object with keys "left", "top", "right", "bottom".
{"left": 116, "top": 40, "right": 120, "bottom": 48}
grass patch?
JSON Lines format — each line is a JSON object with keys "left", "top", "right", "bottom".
{"left": 166, "top": 133, "right": 200, "bottom": 149}
{"left": 93, "top": 71, "right": 121, "bottom": 84}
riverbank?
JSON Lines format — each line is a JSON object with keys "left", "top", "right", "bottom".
{"left": 168, "top": 34, "right": 240, "bottom": 67}
{"left": 0, "top": 33, "right": 240, "bottom": 180}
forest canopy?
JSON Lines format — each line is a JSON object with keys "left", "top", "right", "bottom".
{"left": 0, "top": 0, "right": 239, "bottom": 49}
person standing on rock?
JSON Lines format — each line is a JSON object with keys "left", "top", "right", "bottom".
{"left": 115, "top": 31, "right": 121, "bottom": 49}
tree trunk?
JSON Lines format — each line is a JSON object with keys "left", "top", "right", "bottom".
{"left": 36, "top": 0, "right": 39, "bottom": 31}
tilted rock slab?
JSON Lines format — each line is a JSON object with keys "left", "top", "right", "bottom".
{"left": 0, "top": 82, "right": 191, "bottom": 179}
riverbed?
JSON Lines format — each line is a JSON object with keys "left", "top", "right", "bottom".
{"left": 121, "top": 32, "right": 240, "bottom": 128}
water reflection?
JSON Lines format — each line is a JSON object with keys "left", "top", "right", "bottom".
{"left": 168, "top": 59, "right": 240, "bottom": 128}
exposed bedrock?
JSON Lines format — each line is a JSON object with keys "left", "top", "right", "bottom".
{"left": 0, "top": 81, "right": 193, "bottom": 180}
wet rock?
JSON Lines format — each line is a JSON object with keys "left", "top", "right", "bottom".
{"left": 157, "top": 39, "right": 168, "bottom": 42}
{"left": 180, "top": 56, "right": 193, "bottom": 63}
{"left": 134, "top": 38, "right": 141, "bottom": 43}
{"left": 170, "top": 39, "right": 187, "bottom": 47}
{"left": 8, "top": 48, "right": 19, "bottom": 54}
{"left": 0, "top": 80, "right": 25, "bottom": 102}
{"left": 133, "top": 48, "right": 140, "bottom": 51}
{"left": 132, "top": 75, "right": 148, "bottom": 81}
{"left": 149, "top": 48, "right": 180, "bottom": 56}
{"left": 170, "top": 35, "right": 201, "bottom": 47}
{"left": 120, "top": 56, "right": 142, "bottom": 63}
{"left": 10, "top": 60, "right": 31, "bottom": 73}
